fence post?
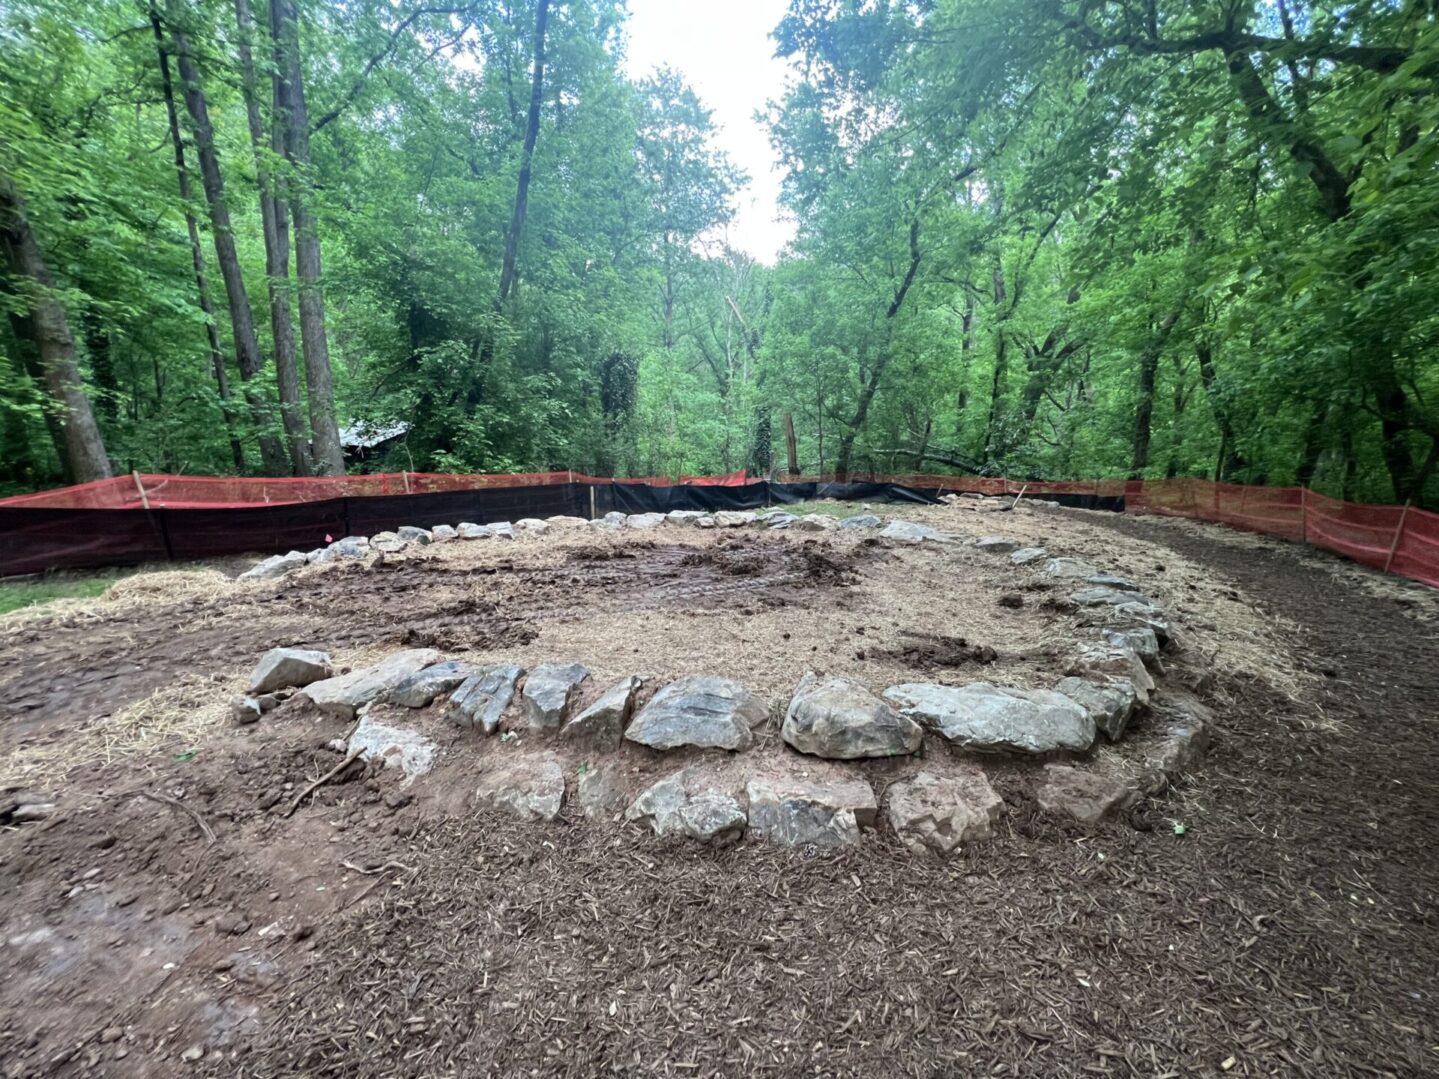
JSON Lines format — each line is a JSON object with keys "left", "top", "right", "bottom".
{"left": 401, "top": 471, "right": 412, "bottom": 494}
{"left": 1384, "top": 501, "right": 1412, "bottom": 573}
{"left": 131, "top": 471, "right": 150, "bottom": 511}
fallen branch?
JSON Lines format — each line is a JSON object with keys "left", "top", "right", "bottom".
{"left": 139, "top": 790, "right": 216, "bottom": 845}
{"left": 284, "top": 748, "right": 364, "bottom": 818}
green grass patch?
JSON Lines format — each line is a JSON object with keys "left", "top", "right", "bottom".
{"left": 0, "top": 572, "right": 122, "bottom": 616}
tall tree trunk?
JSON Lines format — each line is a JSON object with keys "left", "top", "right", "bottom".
{"left": 170, "top": 14, "right": 290, "bottom": 475}
{"left": 0, "top": 179, "right": 113, "bottom": 482}
{"left": 271, "top": 0, "right": 346, "bottom": 475}
{"left": 152, "top": 11, "right": 246, "bottom": 473}
{"left": 1196, "top": 339, "right": 1245, "bottom": 481}
{"left": 1129, "top": 306, "right": 1183, "bottom": 478}
{"left": 497, "top": 0, "right": 550, "bottom": 306}
{"left": 5, "top": 303, "right": 72, "bottom": 480}
{"left": 236, "top": 0, "right": 308, "bottom": 475}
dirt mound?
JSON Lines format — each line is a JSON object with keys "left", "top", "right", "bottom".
{"left": 874, "top": 631, "right": 998, "bottom": 669}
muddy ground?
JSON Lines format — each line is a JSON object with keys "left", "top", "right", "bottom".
{"left": 1, "top": 503, "right": 1436, "bottom": 1077}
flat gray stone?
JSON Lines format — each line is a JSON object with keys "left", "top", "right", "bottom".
{"left": 759, "top": 511, "right": 797, "bottom": 528}
{"left": 1112, "top": 601, "right": 1172, "bottom": 645}
{"left": 1044, "top": 557, "right": 1098, "bottom": 579}
{"left": 514, "top": 518, "right": 549, "bottom": 534}
{"left": 1071, "top": 586, "right": 1157, "bottom": 609}
{"left": 561, "top": 677, "right": 639, "bottom": 751}
{"left": 388, "top": 660, "right": 474, "bottom": 707}
{"left": 1147, "top": 694, "right": 1214, "bottom": 773}
{"left": 1104, "top": 627, "right": 1162, "bottom": 669}
{"left": 883, "top": 682, "right": 1096, "bottom": 755}
{"left": 1086, "top": 574, "right": 1139, "bottom": 591}
{"left": 521, "top": 663, "right": 591, "bottom": 730}
{"left": 695, "top": 516, "right": 717, "bottom": 529}
{"left": 1069, "top": 642, "right": 1156, "bottom": 704}
{"left": 370, "top": 531, "right": 406, "bottom": 554}
{"left": 249, "top": 647, "right": 332, "bottom": 695}
{"left": 489, "top": 521, "right": 515, "bottom": 539}
{"left": 576, "top": 761, "right": 628, "bottom": 818}
{"left": 430, "top": 524, "right": 458, "bottom": 542}
{"left": 625, "top": 676, "right": 767, "bottom": 752}
{"left": 456, "top": 522, "right": 492, "bottom": 539}
{"left": 348, "top": 712, "right": 438, "bottom": 780}
{"left": 626, "top": 768, "right": 747, "bottom": 845}
{"left": 666, "top": 510, "right": 707, "bottom": 526}
{"left": 447, "top": 664, "right": 524, "bottom": 734}
{"left": 781, "top": 673, "right": 922, "bottom": 760}
{"left": 886, "top": 770, "right": 1004, "bottom": 854}
{"left": 300, "top": 649, "right": 441, "bottom": 719}
{"left": 1010, "top": 547, "right": 1048, "bottom": 566}
{"left": 746, "top": 775, "right": 877, "bottom": 849}
{"left": 838, "top": 514, "right": 882, "bottom": 530}
{"left": 239, "top": 551, "right": 308, "bottom": 580}
{"left": 625, "top": 512, "right": 666, "bottom": 530}
{"left": 974, "top": 536, "right": 1020, "bottom": 554}
{"left": 1053, "top": 676, "right": 1139, "bottom": 741}
{"left": 547, "top": 515, "right": 588, "bottom": 528}
{"left": 475, "top": 754, "right": 565, "bottom": 821}
{"left": 879, "top": 520, "right": 951, "bottom": 544}
{"left": 397, "top": 526, "right": 432, "bottom": 544}
{"left": 713, "top": 511, "right": 757, "bottom": 527}
{"left": 1037, "top": 764, "right": 1133, "bottom": 824}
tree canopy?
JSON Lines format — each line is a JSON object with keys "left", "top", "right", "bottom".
{"left": 2, "top": 0, "right": 1436, "bottom": 506}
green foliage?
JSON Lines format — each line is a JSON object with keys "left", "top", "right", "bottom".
{"left": 2, "top": 0, "right": 1436, "bottom": 506}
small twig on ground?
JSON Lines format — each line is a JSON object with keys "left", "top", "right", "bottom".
{"left": 341, "top": 859, "right": 416, "bottom": 876}
{"left": 1010, "top": 484, "right": 1028, "bottom": 510}
{"left": 138, "top": 790, "right": 217, "bottom": 845}
{"left": 340, "top": 859, "right": 418, "bottom": 909}
{"left": 285, "top": 748, "right": 364, "bottom": 818}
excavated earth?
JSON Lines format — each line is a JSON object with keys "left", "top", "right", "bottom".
{"left": 0, "top": 502, "right": 1436, "bottom": 1077}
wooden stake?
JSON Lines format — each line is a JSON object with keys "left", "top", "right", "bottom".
{"left": 401, "top": 470, "right": 411, "bottom": 494}
{"left": 131, "top": 471, "right": 150, "bottom": 511}
{"left": 1384, "top": 500, "right": 1412, "bottom": 573}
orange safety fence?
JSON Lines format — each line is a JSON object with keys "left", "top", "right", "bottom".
{"left": 0, "top": 469, "right": 750, "bottom": 510}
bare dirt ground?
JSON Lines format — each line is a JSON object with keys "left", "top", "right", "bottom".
{"left": 1, "top": 502, "right": 1436, "bottom": 1077}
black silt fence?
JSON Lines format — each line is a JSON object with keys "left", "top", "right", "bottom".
{"left": 0, "top": 481, "right": 1121, "bottom": 577}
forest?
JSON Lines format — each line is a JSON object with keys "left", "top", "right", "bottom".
{"left": 1, "top": 1, "right": 1436, "bottom": 507}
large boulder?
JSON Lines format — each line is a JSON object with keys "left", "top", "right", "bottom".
{"left": 626, "top": 768, "right": 747, "bottom": 845}
{"left": 1068, "top": 641, "right": 1156, "bottom": 703}
{"left": 576, "top": 761, "right": 629, "bottom": 818}
{"left": 1103, "top": 627, "right": 1162, "bottom": 669}
{"left": 714, "top": 511, "right": 757, "bottom": 527}
{"left": 625, "top": 512, "right": 666, "bottom": 530}
{"left": 1146, "top": 693, "right": 1213, "bottom": 773}
{"left": 625, "top": 676, "right": 767, "bottom": 752}
{"left": 1053, "top": 676, "right": 1138, "bottom": 741}
{"left": 475, "top": 754, "right": 565, "bottom": 821}
{"left": 370, "top": 531, "right": 406, "bottom": 554}
{"left": 885, "top": 770, "right": 1004, "bottom": 854}
{"left": 883, "top": 682, "right": 1096, "bottom": 755}
{"left": 300, "top": 649, "right": 441, "bottom": 719}
{"left": 1037, "top": 765, "right": 1134, "bottom": 824}
{"left": 430, "top": 524, "right": 458, "bottom": 543}
{"left": 388, "top": 660, "right": 474, "bottom": 708}
{"left": 347, "top": 710, "right": 438, "bottom": 780}
{"left": 666, "top": 510, "right": 708, "bottom": 527}
{"left": 514, "top": 518, "right": 550, "bottom": 535}
{"left": 1071, "top": 586, "right": 1157, "bottom": 609}
{"left": 239, "top": 551, "right": 308, "bottom": 581}
{"left": 447, "top": 664, "right": 524, "bottom": 734}
{"left": 560, "top": 677, "right": 640, "bottom": 751}
{"left": 781, "top": 673, "right": 922, "bottom": 760}
{"left": 746, "top": 775, "right": 877, "bottom": 849}
{"left": 313, "top": 536, "right": 369, "bottom": 563}
{"left": 397, "top": 526, "right": 432, "bottom": 544}
{"left": 249, "top": 647, "right": 332, "bottom": 695}
{"left": 1111, "top": 601, "right": 1172, "bottom": 645}
{"left": 879, "top": 520, "right": 941, "bottom": 543}
{"left": 521, "top": 663, "right": 591, "bottom": 730}
{"left": 456, "top": 522, "right": 492, "bottom": 539}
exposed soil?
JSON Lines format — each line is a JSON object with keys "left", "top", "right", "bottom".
{"left": 1, "top": 510, "right": 1436, "bottom": 1076}
{"left": 872, "top": 631, "right": 1000, "bottom": 669}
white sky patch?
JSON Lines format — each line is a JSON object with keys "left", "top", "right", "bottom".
{"left": 624, "top": 0, "right": 796, "bottom": 264}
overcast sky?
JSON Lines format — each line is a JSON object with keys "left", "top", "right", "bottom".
{"left": 623, "top": 0, "right": 796, "bottom": 264}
